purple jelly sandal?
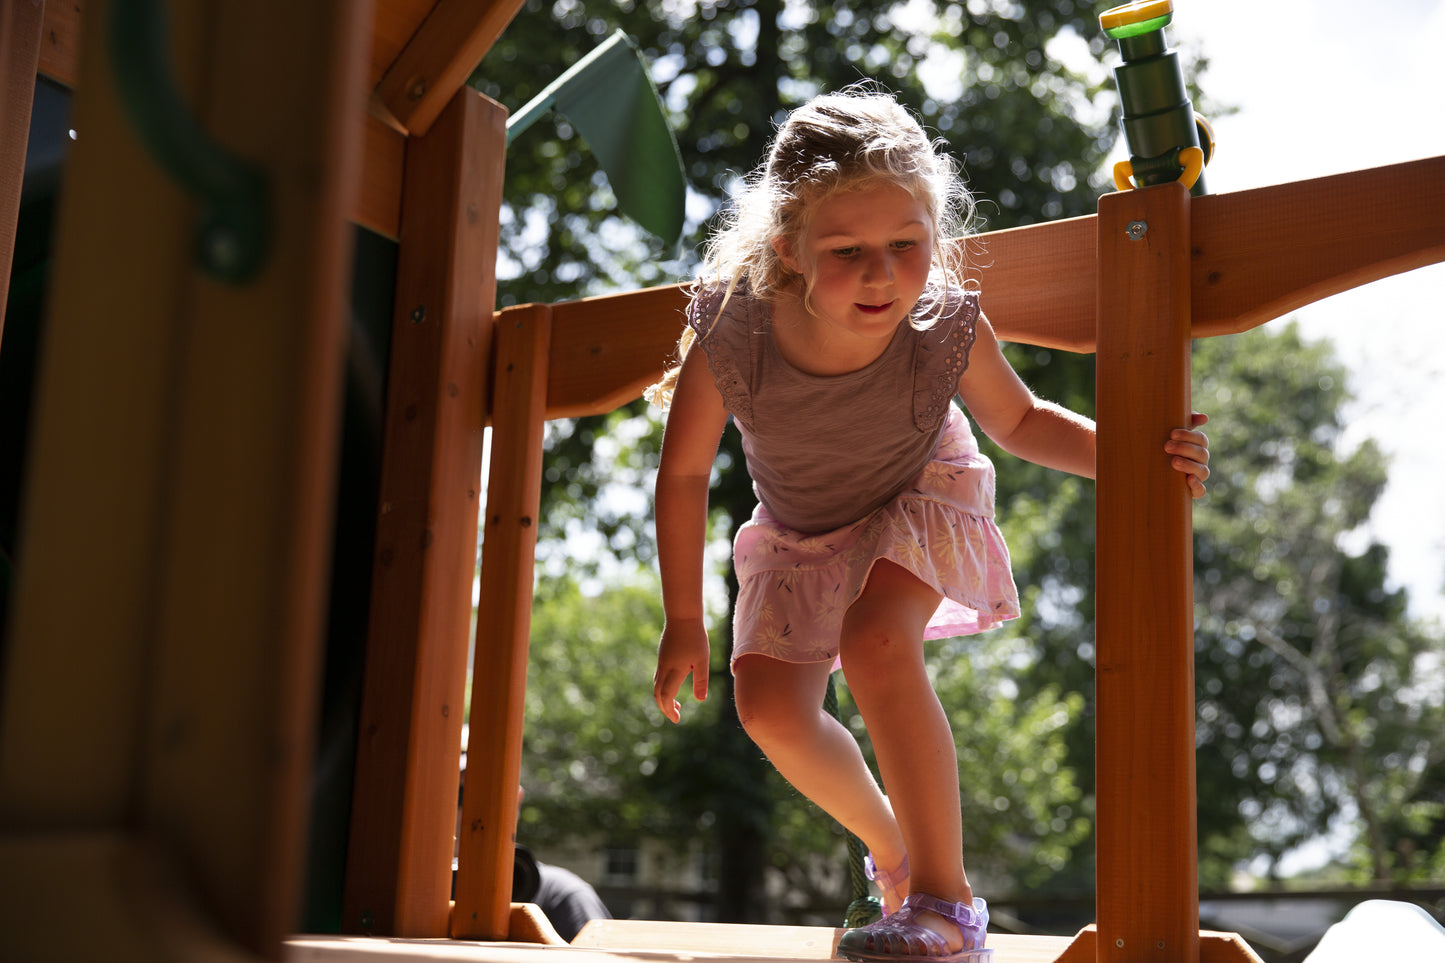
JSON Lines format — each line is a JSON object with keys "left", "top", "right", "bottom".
{"left": 864, "top": 852, "right": 910, "bottom": 915}
{"left": 837, "top": 893, "right": 991, "bottom": 963}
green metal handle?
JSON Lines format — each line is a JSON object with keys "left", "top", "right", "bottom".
{"left": 109, "top": 0, "right": 270, "bottom": 282}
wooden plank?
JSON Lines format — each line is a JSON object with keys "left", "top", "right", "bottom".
{"left": 1091, "top": 183, "right": 1199, "bottom": 963}
{"left": 1191, "top": 155, "right": 1445, "bottom": 339}
{"left": 375, "top": 0, "right": 527, "bottom": 138}
{"left": 545, "top": 283, "right": 690, "bottom": 418}
{"left": 963, "top": 214, "right": 1098, "bottom": 352}
{"left": 574, "top": 919, "right": 842, "bottom": 958}
{"left": 291, "top": 932, "right": 1070, "bottom": 963}
{"left": 1058, "top": 927, "right": 1264, "bottom": 963}
{"left": 344, "top": 86, "right": 507, "bottom": 939}
{"left": 538, "top": 155, "right": 1445, "bottom": 421}
{"left": 0, "top": 0, "right": 373, "bottom": 956}
{"left": 574, "top": 920, "right": 1077, "bottom": 963}
{"left": 452, "top": 303, "right": 552, "bottom": 941}
{"left": 0, "top": 0, "right": 43, "bottom": 342}
{"left": 540, "top": 212, "right": 1102, "bottom": 421}
{"left": 369, "top": 0, "right": 436, "bottom": 87}
{"left": 36, "top": 0, "right": 79, "bottom": 86}
{"left": 0, "top": 0, "right": 201, "bottom": 836}
{"left": 357, "top": 109, "right": 407, "bottom": 239}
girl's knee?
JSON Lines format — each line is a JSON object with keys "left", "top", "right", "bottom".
{"left": 733, "top": 657, "right": 827, "bottom": 745}
{"left": 733, "top": 660, "right": 792, "bottom": 738}
{"left": 839, "top": 606, "right": 914, "bottom": 675}
{"left": 838, "top": 561, "right": 937, "bottom": 678}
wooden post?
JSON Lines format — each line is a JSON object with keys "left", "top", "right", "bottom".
{"left": 343, "top": 86, "right": 507, "bottom": 938}
{"left": 0, "top": 0, "right": 43, "bottom": 342}
{"left": 0, "top": 0, "right": 372, "bottom": 956}
{"left": 1092, "top": 182, "right": 1198, "bottom": 962}
{"left": 452, "top": 302, "right": 552, "bottom": 940}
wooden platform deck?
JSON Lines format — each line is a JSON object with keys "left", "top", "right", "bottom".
{"left": 286, "top": 922, "right": 1075, "bottom": 963}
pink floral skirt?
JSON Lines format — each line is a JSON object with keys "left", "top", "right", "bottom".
{"left": 731, "top": 406, "right": 1019, "bottom": 669}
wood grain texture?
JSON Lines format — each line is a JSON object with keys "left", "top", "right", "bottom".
{"left": 374, "top": 0, "right": 526, "bottom": 137}
{"left": 1, "top": 0, "right": 373, "bottom": 954}
{"left": 345, "top": 88, "right": 506, "bottom": 939}
{"left": 0, "top": 0, "right": 43, "bottom": 340}
{"left": 452, "top": 304, "right": 552, "bottom": 941}
{"left": 1092, "top": 184, "right": 1199, "bottom": 963}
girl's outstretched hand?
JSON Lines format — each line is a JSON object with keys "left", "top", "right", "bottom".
{"left": 1168, "top": 411, "right": 1211, "bottom": 499}
{"left": 653, "top": 618, "right": 710, "bottom": 723}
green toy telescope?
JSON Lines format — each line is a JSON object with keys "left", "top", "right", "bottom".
{"left": 1100, "top": 0, "right": 1213, "bottom": 195}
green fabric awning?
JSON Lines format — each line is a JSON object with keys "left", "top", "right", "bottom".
{"left": 507, "top": 31, "right": 686, "bottom": 250}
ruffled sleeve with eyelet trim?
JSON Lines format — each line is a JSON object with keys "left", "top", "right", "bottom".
{"left": 686, "top": 280, "right": 754, "bottom": 425}
{"left": 911, "top": 286, "right": 980, "bottom": 432}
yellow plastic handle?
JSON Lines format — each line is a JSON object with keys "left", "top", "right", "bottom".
{"left": 1176, "top": 145, "right": 1204, "bottom": 190}
{"left": 1113, "top": 159, "right": 1137, "bottom": 192}
{"left": 1112, "top": 145, "right": 1205, "bottom": 192}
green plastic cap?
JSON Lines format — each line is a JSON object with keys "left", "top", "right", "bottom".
{"left": 1100, "top": 0, "right": 1174, "bottom": 39}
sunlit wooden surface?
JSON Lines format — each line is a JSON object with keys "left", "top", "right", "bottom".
{"left": 288, "top": 925, "right": 1079, "bottom": 963}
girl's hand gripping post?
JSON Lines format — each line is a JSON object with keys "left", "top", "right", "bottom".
{"left": 1168, "top": 411, "right": 1211, "bottom": 499}
{"left": 653, "top": 619, "right": 710, "bottom": 723}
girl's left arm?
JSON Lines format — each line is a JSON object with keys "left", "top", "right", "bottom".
{"left": 957, "top": 313, "right": 1210, "bottom": 497}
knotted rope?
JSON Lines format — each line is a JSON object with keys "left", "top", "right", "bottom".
{"left": 824, "top": 674, "right": 883, "bottom": 928}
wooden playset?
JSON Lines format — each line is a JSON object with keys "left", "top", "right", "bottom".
{"left": 0, "top": 1, "right": 1439, "bottom": 961}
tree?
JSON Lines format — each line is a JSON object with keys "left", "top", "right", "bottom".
{"left": 1187, "top": 322, "right": 1445, "bottom": 887}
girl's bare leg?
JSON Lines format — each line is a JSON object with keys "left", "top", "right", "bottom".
{"left": 733, "top": 654, "right": 907, "bottom": 909}
{"left": 840, "top": 559, "right": 971, "bottom": 950}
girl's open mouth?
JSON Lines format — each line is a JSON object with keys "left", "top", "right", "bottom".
{"left": 856, "top": 301, "right": 893, "bottom": 315}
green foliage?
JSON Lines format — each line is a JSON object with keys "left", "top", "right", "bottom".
{"left": 1189, "top": 323, "right": 1445, "bottom": 886}
{"left": 521, "top": 572, "right": 715, "bottom": 847}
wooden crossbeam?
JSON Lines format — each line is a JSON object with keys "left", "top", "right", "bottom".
{"left": 537, "top": 155, "right": 1445, "bottom": 421}
{"left": 374, "top": 0, "right": 527, "bottom": 138}
{"left": 1190, "top": 155, "right": 1445, "bottom": 338}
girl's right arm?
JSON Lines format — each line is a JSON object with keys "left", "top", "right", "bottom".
{"left": 652, "top": 346, "right": 730, "bottom": 723}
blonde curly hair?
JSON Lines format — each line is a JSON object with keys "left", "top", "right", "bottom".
{"left": 647, "top": 86, "right": 975, "bottom": 410}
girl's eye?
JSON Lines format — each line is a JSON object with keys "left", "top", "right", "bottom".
{"left": 831, "top": 247, "right": 859, "bottom": 258}
{"left": 891, "top": 239, "right": 917, "bottom": 251}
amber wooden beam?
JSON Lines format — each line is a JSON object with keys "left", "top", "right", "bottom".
{"left": 537, "top": 154, "right": 1445, "bottom": 419}
{"left": 0, "top": 0, "right": 43, "bottom": 342}
{"left": 35, "top": 0, "right": 79, "bottom": 85}
{"left": 374, "top": 0, "right": 527, "bottom": 138}
{"left": 343, "top": 87, "right": 506, "bottom": 939}
{"left": 0, "top": 0, "right": 372, "bottom": 955}
{"left": 453, "top": 303, "right": 552, "bottom": 940}
{"left": 1081, "top": 183, "right": 1255, "bottom": 963}
{"left": 1191, "top": 154, "right": 1445, "bottom": 337}
{"left": 1057, "top": 927, "right": 1264, "bottom": 963}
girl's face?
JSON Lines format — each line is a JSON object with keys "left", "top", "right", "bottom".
{"left": 775, "top": 180, "right": 935, "bottom": 348}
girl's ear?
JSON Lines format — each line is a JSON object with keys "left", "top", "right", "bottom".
{"left": 771, "top": 235, "right": 800, "bottom": 273}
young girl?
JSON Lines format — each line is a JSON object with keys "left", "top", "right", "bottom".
{"left": 648, "top": 88, "right": 1209, "bottom": 962}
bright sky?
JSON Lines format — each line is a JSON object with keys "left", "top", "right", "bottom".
{"left": 1145, "top": 1, "right": 1445, "bottom": 622}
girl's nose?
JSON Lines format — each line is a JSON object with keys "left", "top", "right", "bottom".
{"left": 861, "top": 250, "right": 893, "bottom": 285}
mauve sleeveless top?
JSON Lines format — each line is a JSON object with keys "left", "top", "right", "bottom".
{"left": 689, "top": 279, "right": 980, "bottom": 533}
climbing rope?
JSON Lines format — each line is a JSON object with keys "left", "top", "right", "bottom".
{"left": 824, "top": 674, "right": 884, "bottom": 928}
